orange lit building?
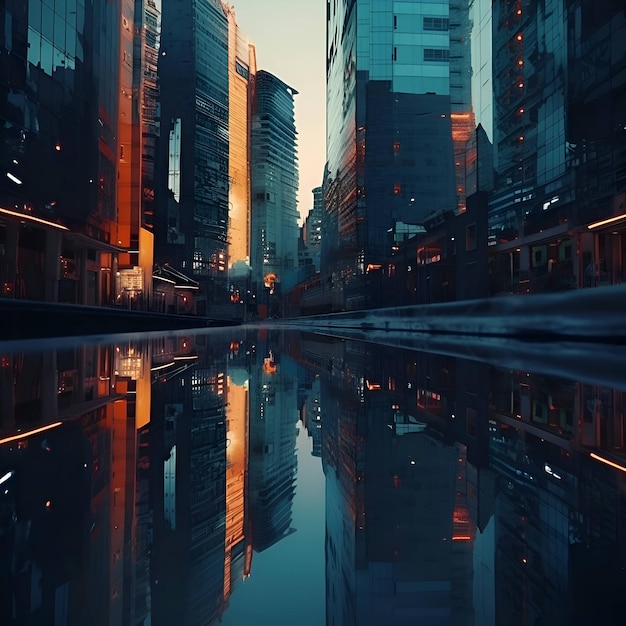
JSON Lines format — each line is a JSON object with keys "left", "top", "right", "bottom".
{"left": 224, "top": 4, "right": 256, "bottom": 276}
{"left": 222, "top": 366, "right": 251, "bottom": 609}
{"left": 0, "top": 0, "right": 163, "bottom": 310}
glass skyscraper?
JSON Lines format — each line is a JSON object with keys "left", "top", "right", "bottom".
{"left": 1, "top": 0, "right": 123, "bottom": 305}
{"left": 250, "top": 70, "right": 299, "bottom": 317}
{"left": 325, "top": 0, "right": 464, "bottom": 310}
{"left": 156, "top": 0, "right": 230, "bottom": 310}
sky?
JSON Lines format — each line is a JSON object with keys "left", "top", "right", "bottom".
{"left": 230, "top": 0, "right": 327, "bottom": 224}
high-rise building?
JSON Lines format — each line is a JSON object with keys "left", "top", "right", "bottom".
{"left": 250, "top": 70, "right": 299, "bottom": 316}
{"left": 324, "top": 0, "right": 463, "bottom": 309}
{"left": 0, "top": 0, "right": 125, "bottom": 305}
{"left": 115, "top": 0, "right": 161, "bottom": 308}
{"left": 487, "top": 1, "right": 626, "bottom": 295}
{"left": 224, "top": 4, "right": 256, "bottom": 278}
{"left": 304, "top": 186, "right": 324, "bottom": 250}
{"left": 156, "top": 0, "right": 230, "bottom": 312}
{"left": 299, "top": 186, "right": 324, "bottom": 278}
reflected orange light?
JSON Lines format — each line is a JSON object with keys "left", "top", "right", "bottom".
{"left": 587, "top": 213, "right": 626, "bottom": 230}
{"left": 365, "top": 380, "right": 382, "bottom": 391}
{"left": 0, "top": 207, "right": 69, "bottom": 231}
{"left": 0, "top": 421, "right": 63, "bottom": 445}
{"left": 452, "top": 536, "right": 472, "bottom": 541}
{"left": 590, "top": 452, "right": 626, "bottom": 473}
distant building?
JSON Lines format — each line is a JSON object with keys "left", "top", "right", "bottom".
{"left": 250, "top": 71, "right": 299, "bottom": 317}
{"left": 299, "top": 186, "right": 323, "bottom": 277}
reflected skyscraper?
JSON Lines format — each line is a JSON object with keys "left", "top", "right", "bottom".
{"left": 150, "top": 340, "right": 229, "bottom": 626}
{"left": 248, "top": 340, "right": 298, "bottom": 552}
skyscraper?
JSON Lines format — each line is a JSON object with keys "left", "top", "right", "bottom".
{"left": 250, "top": 70, "right": 299, "bottom": 316}
{"left": 156, "top": 0, "right": 230, "bottom": 312}
{"left": 1, "top": 0, "right": 126, "bottom": 305}
{"left": 224, "top": 5, "right": 256, "bottom": 278}
{"left": 487, "top": 1, "right": 626, "bottom": 295}
{"left": 324, "top": 0, "right": 462, "bottom": 310}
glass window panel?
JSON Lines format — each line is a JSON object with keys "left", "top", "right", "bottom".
{"left": 65, "top": 0, "right": 76, "bottom": 16}
{"left": 40, "top": 37, "right": 53, "bottom": 75}
{"left": 65, "top": 24, "right": 75, "bottom": 57}
{"left": 54, "top": 45, "right": 64, "bottom": 72}
{"left": 76, "top": 3, "right": 84, "bottom": 31}
{"left": 54, "top": 13, "right": 65, "bottom": 49}
{"left": 41, "top": 4, "right": 54, "bottom": 41}
{"left": 27, "top": 27, "right": 41, "bottom": 67}
{"left": 29, "top": 0, "right": 42, "bottom": 32}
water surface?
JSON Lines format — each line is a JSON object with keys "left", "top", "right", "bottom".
{"left": 0, "top": 328, "right": 624, "bottom": 625}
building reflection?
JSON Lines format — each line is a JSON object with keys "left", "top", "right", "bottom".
{"left": 292, "top": 332, "right": 626, "bottom": 625}
{"left": 248, "top": 332, "right": 299, "bottom": 552}
{"left": 1, "top": 332, "right": 626, "bottom": 624}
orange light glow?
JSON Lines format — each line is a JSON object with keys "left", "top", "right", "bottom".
{"left": 452, "top": 536, "right": 472, "bottom": 541}
{"left": 0, "top": 207, "right": 69, "bottom": 231}
{"left": 0, "top": 421, "right": 63, "bottom": 445}
{"left": 587, "top": 213, "right": 626, "bottom": 230}
{"left": 590, "top": 452, "right": 626, "bottom": 472}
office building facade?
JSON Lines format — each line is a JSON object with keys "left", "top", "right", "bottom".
{"left": 487, "top": 1, "right": 626, "bottom": 295}
{"left": 250, "top": 70, "right": 299, "bottom": 315}
{"left": 324, "top": 0, "right": 462, "bottom": 310}
{"left": 0, "top": 0, "right": 126, "bottom": 305}
{"left": 156, "top": 0, "right": 230, "bottom": 311}
{"left": 225, "top": 5, "right": 256, "bottom": 278}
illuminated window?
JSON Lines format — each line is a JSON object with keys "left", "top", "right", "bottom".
{"left": 393, "top": 183, "right": 401, "bottom": 195}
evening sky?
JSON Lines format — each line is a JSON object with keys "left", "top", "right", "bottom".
{"left": 231, "top": 0, "right": 327, "bottom": 223}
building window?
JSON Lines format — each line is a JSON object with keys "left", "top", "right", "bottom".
{"left": 423, "top": 17, "right": 449, "bottom": 31}
{"left": 424, "top": 48, "right": 449, "bottom": 62}
{"left": 466, "top": 224, "right": 476, "bottom": 251}
{"left": 394, "top": 184, "right": 402, "bottom": 195}
{"left": 235, "top": 60, "right": 249, "bottom": 80}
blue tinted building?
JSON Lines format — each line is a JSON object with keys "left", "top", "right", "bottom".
{"left": 250, "top": 70, "right": 299, "bottom": 316}
{"left": 324, "top": 0, "right": 465, "bottom": 310}
{"left": 156, "top": 0, "right": 230, "bottom": 311}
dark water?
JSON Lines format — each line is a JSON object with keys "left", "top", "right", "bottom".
{"left": 0, "top": 328, "right": 625, "bottom": 626}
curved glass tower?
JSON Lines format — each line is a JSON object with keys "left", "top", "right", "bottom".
{"left": 250, "top": 70, "right": 299, "bottom": 317}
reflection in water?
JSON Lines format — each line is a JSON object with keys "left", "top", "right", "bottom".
{"left": 0, "top": 331, "right": 625, "bottom": 624}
